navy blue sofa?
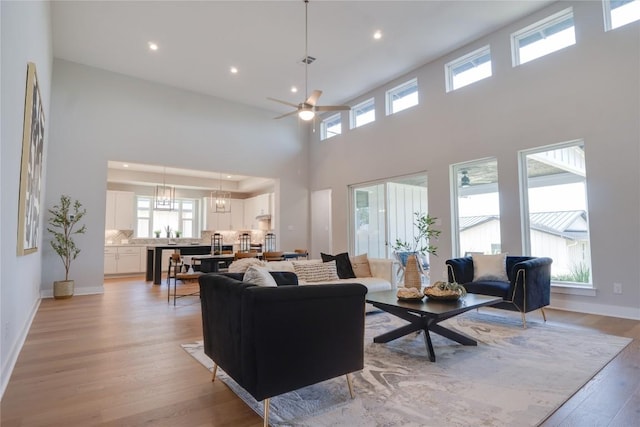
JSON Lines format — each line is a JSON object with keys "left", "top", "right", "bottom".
{"left": 445, "top": 256, "right": 553, "bottom": 327}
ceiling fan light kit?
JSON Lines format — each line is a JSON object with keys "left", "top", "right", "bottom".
{"left": 268, "top": 0, "right": 350, "bottom": 120}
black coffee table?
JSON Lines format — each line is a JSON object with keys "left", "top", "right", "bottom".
{"left": 365, "top": 290, "right": 502, "bottom": 362}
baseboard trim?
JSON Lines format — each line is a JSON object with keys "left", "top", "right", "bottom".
{"left": 40, "top": 285, "right": 105, "bottom": 299}
{"left": 550, "top": 300, "right": 640, "bottom": 321}
{"left": 1, "top": 297, "right": 41, "bottom": 400}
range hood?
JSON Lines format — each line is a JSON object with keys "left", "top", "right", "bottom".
{"left": 256, "top": 214, "right": 271, "bottom": 221}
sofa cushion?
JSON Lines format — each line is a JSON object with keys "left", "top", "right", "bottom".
{"left": 243, "top": 266, "right": 278, "bottom": 287}
{"left": 350, "top": 254, "right": 372, "bottom": 278}
{"left": 463, "top": 279, "right": 510, "bottom": 299}
{"left": 229, "top": 257, "right": 266, "bottom": 273}
{"left": 302, "top": 276, "right": 391, "bottom": 293}
{"left": 472, "top": 253, "right": 509, "bottom": 282}
{"left": 293, "top": 260, "right": 340, "bottom": 282}
{"left": 321, "top": 252, "right": 356, "bottom": 279}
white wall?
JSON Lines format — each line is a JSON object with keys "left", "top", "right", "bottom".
{"left": 1, "top": 1, "right": 52, "bottom": 396}
{"left": 44, "top": 59, "right": 309, "bottom": 296}
{"left": 309, "top": 1, "right": 640, "bottom": 319}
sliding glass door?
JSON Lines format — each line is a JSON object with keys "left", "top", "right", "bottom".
{"left": 350, "top": 174, "right": 428, "bottom": 259}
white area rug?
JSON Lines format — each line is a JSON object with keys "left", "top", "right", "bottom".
{"left": 182, "top": 310, "right": 631, "bottom": 426}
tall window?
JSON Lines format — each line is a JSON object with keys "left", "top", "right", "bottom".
{"left": 350, "top": 98, "right": 375, "bottom": 129}
{"left": 604, "top": 0, "right": 640, "bottom": 30}
{"left": 386, "top": 78, "right": 418, "bottom": 115}
{"left": 320, "top": 113, "right": 342, "bottom": 140}
{"left": 512, "top": 8, "right": 576, "bottom": 66}
{"left": 520, "top": 141, "right": 592, "bottom": 286}
{"left": 136, "top": 196, "right": 199, "bottom": 238}
{"left": 445, "top": 46, "right": 492, "bottom": 92}
{"left": 451, "top": 159, "right": 501, "bottom": 257}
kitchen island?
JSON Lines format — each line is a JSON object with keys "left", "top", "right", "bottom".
{"left": 146, "top": 244, "right": 211, "bottom": 284}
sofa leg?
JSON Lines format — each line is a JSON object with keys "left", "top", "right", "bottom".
{"left": 520, "top": 312, "right": 527, "bottom": 329}
{"left": 540, "top": 307, "right": 547, "bottom": 322}
{"left": 346, "top": 373, "right": 355, "bottom": 399}
{"left": 263, "top": 398, "right": 270, "bottom": 427}
{"left": 211, "top": 363, "right": 218, "bottom": 382}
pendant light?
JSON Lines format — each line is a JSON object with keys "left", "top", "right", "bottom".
{"left": 154, "top": 166, "right": 175, "bottom": 210}
{"left": 211, "top": 173, "right": 231, "bottom": 213}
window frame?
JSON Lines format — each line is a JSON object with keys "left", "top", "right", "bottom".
{"left": 603, "top": 0, "right": 640, "bottom": 31}
{"left": 511, "top": 7, "right": 576, "bottom": 67}
{"left": 385, "top": 78, "right": 419, "bottom": 116}
{"left": 320, "top": 112, "right": 342, "bottom": 141}
{"left": 518, "top": 139, "right": 593, "bottom": 288}
{"left": 445, "top": 45, "right": 492, "bottom": 92}
{"left": 136, "top": 195, "right": 200, "bottom": 238}
{"left": 350, "top": 97, "right": 376, "bottom": 129}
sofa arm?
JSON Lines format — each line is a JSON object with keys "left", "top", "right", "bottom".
{"left": 240, "top": 283, "right": 367, "bottom": 400}
{"left": 510, "top": 257, "right": 553, "bottom": 312}
{"left": 445, "top": 257, "right": 475, "bottom": 284}
{"left": 368, "top": 258, "right": 399, "bottom": 288}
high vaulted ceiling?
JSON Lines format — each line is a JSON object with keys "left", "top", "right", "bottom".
{"left": 52, "top": 1, "right": 554, "bottom": 117}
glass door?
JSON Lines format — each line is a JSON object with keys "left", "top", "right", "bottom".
{"left": 351, "top": 183, "right": 386, "bottom": 258}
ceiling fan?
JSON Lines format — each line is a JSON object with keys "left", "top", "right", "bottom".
{"left": 268, "top": 0, "right": 350, "bottom": 121}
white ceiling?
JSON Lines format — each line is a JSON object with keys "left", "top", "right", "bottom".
{"left": 52, "top": 0, "right": 554, "bottom": 117}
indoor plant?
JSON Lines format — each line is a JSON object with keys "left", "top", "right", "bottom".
{"left": 47, "top": 195, "right": 86, "bottom": 299}
{"left": 392, "top": 212, "right": 441, "bottom": 289}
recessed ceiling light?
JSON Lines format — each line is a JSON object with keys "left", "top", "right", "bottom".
{"left": 291, "top": 86, "right": 298, "bottom": 93}
{"left": 226, "top": 175, "right": 232, "bottom": 179}
{"left": 148, "top": 41, "right": 159, "bottom": 51}
{"left": 123, "top": 164, "right": 129, "bottom": 168}
{"left": 373, "top": 30, "right": 382, "bottom": 40}
{"left": 230, "top": 66, "right": 238, "bottom": 74}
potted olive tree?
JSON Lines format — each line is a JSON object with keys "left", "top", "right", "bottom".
{"left": 47, "top": 195, "right": 86, "bottom": 299}
{"left": 392, "top": 212, "right": 440, "bottom": 289}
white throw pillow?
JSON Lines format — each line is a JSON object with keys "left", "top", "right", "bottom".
{"left": 293, "top": 260, "right": 339, "bottom": 282}
{"left": 243, "top": 266, "right": 278, "bottom": 287}
{"left": 229, "top": 257, "right": 266, "bottom": 273}
{"left": 472, "top": 253, "right": 509, "bottom": 282}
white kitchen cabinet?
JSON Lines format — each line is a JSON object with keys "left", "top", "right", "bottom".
{"left": 230, "top": 199, "right": 244, "bottom": 229}
{"left": 205, "top": 197, "right": 244, "bottom": 230}
{"left": 104, "top": 245, "right": 143, "bottom": 275}
{"left": 105, "top": 190, "right": 135, "bottom": 230}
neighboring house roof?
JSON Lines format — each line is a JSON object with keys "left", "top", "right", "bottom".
{"left": 460, "top": 211, "right": 588, "bottom": 240}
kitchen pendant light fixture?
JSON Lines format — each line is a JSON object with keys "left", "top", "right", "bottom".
{"left": 211, "top": 173, "right": 231, "bottom": 213}
{"left": 154, "top": 166, "right": 175, "bottom": 210}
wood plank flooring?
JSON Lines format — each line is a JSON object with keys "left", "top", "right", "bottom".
{"left": 1, "top": 276, "right": 638, "bottom": 426}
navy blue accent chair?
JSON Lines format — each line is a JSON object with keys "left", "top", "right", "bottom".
{"left": 199, "top": 272, "right": 367, "bottom": 426}
{"left": 445, "top": 256, "right": 552, "bottom": 327}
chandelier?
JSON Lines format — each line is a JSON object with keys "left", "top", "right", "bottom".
{"left": 211, "top": 173, "right": 231, "bottom": 213}
{"left": 154, "top": 166, "right": 175, "bottom": 210}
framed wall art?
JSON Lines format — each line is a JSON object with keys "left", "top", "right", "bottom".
{"left": 17, "top": 62, "right": 45, "bottom": 256}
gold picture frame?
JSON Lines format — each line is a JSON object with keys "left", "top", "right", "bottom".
{"left": 17, "top": 62, "right": 45, "bottom": 255}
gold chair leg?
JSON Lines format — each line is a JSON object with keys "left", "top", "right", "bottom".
{"left": 211, "top": 363, "right": 218, "bottom": 382}
{"left": 540, "top": 307, "right": 547, "bottom": 322}
{"left": 263, "top": 398, "right": 270, "bottom": 427}
{"left": 346, "top": 373, "right": 355, "bottom": 399}
{"left": 521, "top": 312, "right": 527, "bottom": 329}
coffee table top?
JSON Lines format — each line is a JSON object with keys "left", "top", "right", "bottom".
{"left": 366, "top": 289, "right": 502, "bottom": 316}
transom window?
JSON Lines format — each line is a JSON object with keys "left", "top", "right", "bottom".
{"left": 320, "top": 113, "right": 342, "bottom": 141}
{"left": 136, "top": 196, "right": 199, "bottom": 238}
{"left": 386, "top": 78, "right": 418, "bottom": 115}
{"left": 512, "top": 8, "right": 576, "bottom": 66}
{"left": 350, "top": 98, "right": 375, "bottom": 129}
{"left": 604, "top": 0, "right": 640, "bottom": 30}
{"left": 445, "top": 46, "right": 492, "bottom": 92}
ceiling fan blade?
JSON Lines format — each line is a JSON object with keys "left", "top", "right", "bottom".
{"left": 273, "top": 110, "right": 299, "bottom": 120}
{"left": 305, "top": 90, "right": 323, "bottom": 106}
{"left": 314, "top": 105, "right": 351, "bottom": 112}
{"left": 267, "top": 97, "right": 300, "bottom": 109}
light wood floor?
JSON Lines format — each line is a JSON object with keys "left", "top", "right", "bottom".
{"left": 1, "top": 276, "right": 639, "bottom": 426}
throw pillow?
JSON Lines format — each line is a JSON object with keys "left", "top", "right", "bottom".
{"left": 472, "top": 253, "right": 509, "bottom": 282}
{"left": 320, "top": 252, "right": 356, "bottom": 279}
{"left": 243, "top": 266, "right": 278, "bottom": 287}
{"left": 293, "top": 260, "right": 339, "bottom": 282}
{"left": 229, "top": 257, "right": 266, "bottom": 273}
{"left": 350, "top": 253, "right": 372, "bottom": 278}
